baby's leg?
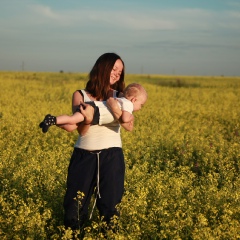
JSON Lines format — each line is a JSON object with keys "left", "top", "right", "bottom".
{"left": 39, "top": 114, "right": 56, "bottom": 133}
{"left": 56, "top": 112, "right": 84, "bottom": 125}
{"left": 58, "top": 123, "right": 78, "bottom": 132}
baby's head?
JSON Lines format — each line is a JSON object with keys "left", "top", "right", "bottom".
{"left": 123, "top": 83, "right": 147, "bottom": 111}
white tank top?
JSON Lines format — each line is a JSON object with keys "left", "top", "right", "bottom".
{"left": 74, "top": 90, "right": 122, "bottom": 150}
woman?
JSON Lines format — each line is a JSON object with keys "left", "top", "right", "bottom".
{"left": 63, "top": 53, "right": 133, "bottom": 230}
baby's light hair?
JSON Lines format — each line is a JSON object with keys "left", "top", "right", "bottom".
{"left": 123, "top": 83, "right": 147, "bottom": 99}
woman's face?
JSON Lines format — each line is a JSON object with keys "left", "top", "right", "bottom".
{"left": 110, "top": 59, "right": 123, "bottom": 85}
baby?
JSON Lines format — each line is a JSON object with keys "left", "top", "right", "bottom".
{"left": 39, "top": 83, "right": 147, "bottom": 133}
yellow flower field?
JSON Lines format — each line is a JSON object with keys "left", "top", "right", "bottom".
{"left": 0, "top": 72, "right": 240, "bottom": 239}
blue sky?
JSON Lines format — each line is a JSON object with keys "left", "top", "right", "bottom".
{"left": 1, "top": 0, "right": 240, "bottom": 76}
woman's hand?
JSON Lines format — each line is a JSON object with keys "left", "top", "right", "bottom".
{"left": 72, "top": 91, "right": 95, "bottom": 135}
{"left": 76, "top": 102, "right": 94, "bottom": 135}
{"left": 79, "top": 101, "right": 94, "bottom": 124}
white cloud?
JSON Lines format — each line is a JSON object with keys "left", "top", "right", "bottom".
{"left": 29, "top": 4, "right": 74, "bottom": 26}
{"left": 32, "top": 5, "right": 61, "bottom": 20}
{"left": 26, "top": 4, "right": 214, "bottom": 31}
{"left": 228, "top": 10, "right": 240, "bottom": 19}
{"left": 28, "top": 4, "right": 176, "bottom": 30}
{"left": 216, "top": 10, "right": 240, "bottom": 30}
{"left": 6, "top": 1, "right": 235, "bottom": 34}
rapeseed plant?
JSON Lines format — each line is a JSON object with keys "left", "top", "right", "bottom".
{"left": 0, "top": 72, "right": 240, "bottom": 239}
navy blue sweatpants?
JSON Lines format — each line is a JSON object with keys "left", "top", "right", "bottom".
{"left": 63, "top": 147, "right": 125, "bottom": 230}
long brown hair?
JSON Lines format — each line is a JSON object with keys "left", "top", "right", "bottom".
{"left": 86, "top": 53, "right": 125, "bottom": 100}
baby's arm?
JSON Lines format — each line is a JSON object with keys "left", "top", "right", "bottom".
{"left": 121, "top": 111, "right": 134, "bottom": 123}
{"left": 107, "top": 97, "right": 134, "bottom": 131}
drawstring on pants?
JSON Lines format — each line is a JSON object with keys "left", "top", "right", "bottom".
{"left": 89, "top": 151, "right": 101, "bottom": 219}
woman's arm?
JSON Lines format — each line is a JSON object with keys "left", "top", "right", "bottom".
{"left": 72, "top": 91, "right": 94, "bottom": 135}
{"left": 72, "top": 91, "right": 83, "bottom": 113}
{"left": 107, "top": 97, "right": 134, "bottom": 131}
{"left": 76, "top": 102, "right": 94, "bottom": 135}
